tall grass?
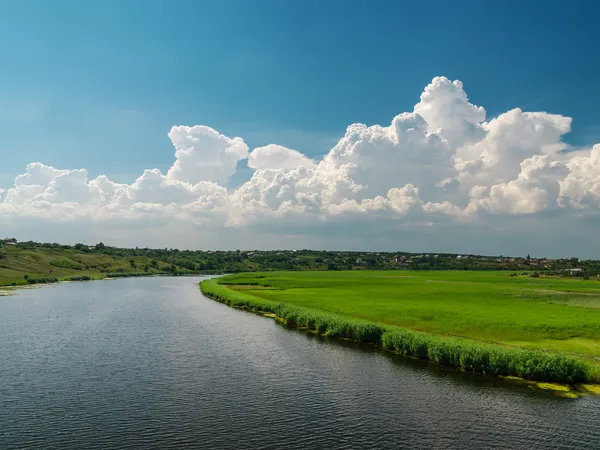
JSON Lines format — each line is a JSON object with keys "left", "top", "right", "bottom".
{"left": 200, "top": 278, "right": 599, "bottom": 384}
{"left": 201, "top": 279, "right": 280, "bottom": 312}
{"left": 381, "top": 328, "right": 594, "bottom": 384}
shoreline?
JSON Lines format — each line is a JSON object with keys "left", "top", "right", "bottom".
{"left": 200, "top": 278, "right": 600, "bottom": 397}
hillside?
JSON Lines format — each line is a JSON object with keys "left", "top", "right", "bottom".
{"left": 0, "top": 243, "right": 183, "bottom": 286}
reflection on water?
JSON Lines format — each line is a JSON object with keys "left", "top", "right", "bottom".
{"left": 0, "top": 277, "right": 599, "bottom": 450}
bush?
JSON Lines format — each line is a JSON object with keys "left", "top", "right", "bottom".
{"left": 105, "top": 272, "right": 169, "bottom": 278}
{"left": 26, "top": 277, "right": 59, "bottom": 285}
{"left": 65, "top": 275, "right": 91, "bottom": 281}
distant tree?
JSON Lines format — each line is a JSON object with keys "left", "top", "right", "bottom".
{"left": 23, "top": 274, "right": 29, "bottom": 280}
{"left": 143, "top": 265, "right": 150, "bottom": 273}
{"left": 95, "top": 242, "right": 105, "bottom": 251}
{"left": 74, "top": 243, "right": 85, "bottom": 250}
{"left": 527, "top": 254, "right": 531, "bottom": 260}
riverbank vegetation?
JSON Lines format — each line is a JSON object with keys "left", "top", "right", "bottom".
{"left": 200, "top": 272, "right": 600, "bottom": 385}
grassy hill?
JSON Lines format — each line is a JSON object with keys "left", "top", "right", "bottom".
{"left": 0, "top": 244, "right": 181, "bottom": 286}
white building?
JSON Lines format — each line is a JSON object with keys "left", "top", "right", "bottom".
{"left": 566, "top": 268, "right": 584, "bottom": 276}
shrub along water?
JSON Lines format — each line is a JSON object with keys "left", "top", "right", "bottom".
{"left": 105, "top": 272, "right": 169, "bottom": 278}
{"left": 26, "top": 276, "right": 59, "bottom": 285}
{"left": 200, "top": 278, "right": 599, "bottom": 385}
{"left": 64, "top": 275, "right": 92, "bottom": 281}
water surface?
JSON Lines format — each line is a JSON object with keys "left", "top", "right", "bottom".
{"left": 1, "top": 277, "right": 599, "bottom": 449}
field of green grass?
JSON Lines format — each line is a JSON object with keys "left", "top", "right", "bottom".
{"left": 213, "top": 271, "right": 600, "bottom": 359}
{"left": 201, "top": 271, "right": 600, "bottom": 384}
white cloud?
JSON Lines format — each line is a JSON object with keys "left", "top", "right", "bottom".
{"left": 414, "top": 77, "right": 486, "bottom": 148}
{"left": 560, "top": 144, "right": 600, "bottom": 210}
{"left": 2, "top": 76, "right": 600, "bottom": 256}
{"left": 455, "top": 108, "right": 572, "bottom": 190}
{"left": 248, "top": 144, "right": 316, "bottom": 170}
{"left": 166, "top": 125, "right": 249, "bottom": 185}
{"left": 467, "top": 155, "right": 569, "bottom": 214}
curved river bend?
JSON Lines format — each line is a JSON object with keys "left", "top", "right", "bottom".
{"left": 1, "top": 277, "right": 599, "bottom": 449}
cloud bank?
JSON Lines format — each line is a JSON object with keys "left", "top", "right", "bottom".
{"left": 2, "top": 77, "right": 600, "bottom": 256}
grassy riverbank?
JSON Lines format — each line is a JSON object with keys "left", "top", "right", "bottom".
{"left": 200, "top": 271, "right": 600, "bottom": 385}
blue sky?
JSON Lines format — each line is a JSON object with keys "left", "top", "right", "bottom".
{"left": 1, "top": 0, "right": 598, "bottom": 184}
{"left": 2, "top": 0, "right": 600, "bottom": 256}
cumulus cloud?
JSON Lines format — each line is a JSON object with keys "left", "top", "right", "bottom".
{"left": 2, "top": 76, "right": 600, "bottom": 256}
{"left": 166, "top": 125, "right": 248, "bottom": 185}
{"left": 467, "top": 155, "right": 569, "bottom": 214}
{"left": 248, "top": 144, "right": 316, "bottom": 170}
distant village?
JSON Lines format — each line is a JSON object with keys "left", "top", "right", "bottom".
{"left": 235, "top": 249, "right": 591, "bottom": 275}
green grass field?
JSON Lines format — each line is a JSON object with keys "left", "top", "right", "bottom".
{"left": 209, "top": 270, "right": 600, "bottom": 363}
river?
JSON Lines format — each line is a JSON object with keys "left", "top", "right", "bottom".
{"left": 0, "top": 277, "right": 599, "bottom": 449}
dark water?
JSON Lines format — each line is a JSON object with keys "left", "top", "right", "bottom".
{"left": 1, "top": 277, "right": 599, "bottom": 450}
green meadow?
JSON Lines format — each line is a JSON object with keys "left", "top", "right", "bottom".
{"left": 201, "top": 270, "right": 600, "bottom": 384}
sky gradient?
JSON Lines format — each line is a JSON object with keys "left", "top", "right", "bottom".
{"left": 1, "top": 0, "right": 599, "bottom": 257}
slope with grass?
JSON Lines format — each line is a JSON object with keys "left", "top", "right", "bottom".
{"left": 0, "top": 244, "right": 178, "bottom": 286}
{"left": 201, "top": 271, "right": 600, "bottom": 385}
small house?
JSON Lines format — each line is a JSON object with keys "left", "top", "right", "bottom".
{"left": 3, "top": 237, "right": 17, "bottom": 245}
{"left": 566, "top": 268, "right": 584, "bottom": 276}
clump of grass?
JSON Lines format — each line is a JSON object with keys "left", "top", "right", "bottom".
{"left": 200, "top": 278, "right": 600, "bottom": 384}
{"left": 50, "top": 259, "right": 84, "bottom": 270}
{"left": 26, "top": 276, "right": 59, "bottom": 285}
{"left": 274, "top": 304, "right": 385, "bottom": 343}
{"left": 64, "top": 275, "right": 91, "bottom": 281}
